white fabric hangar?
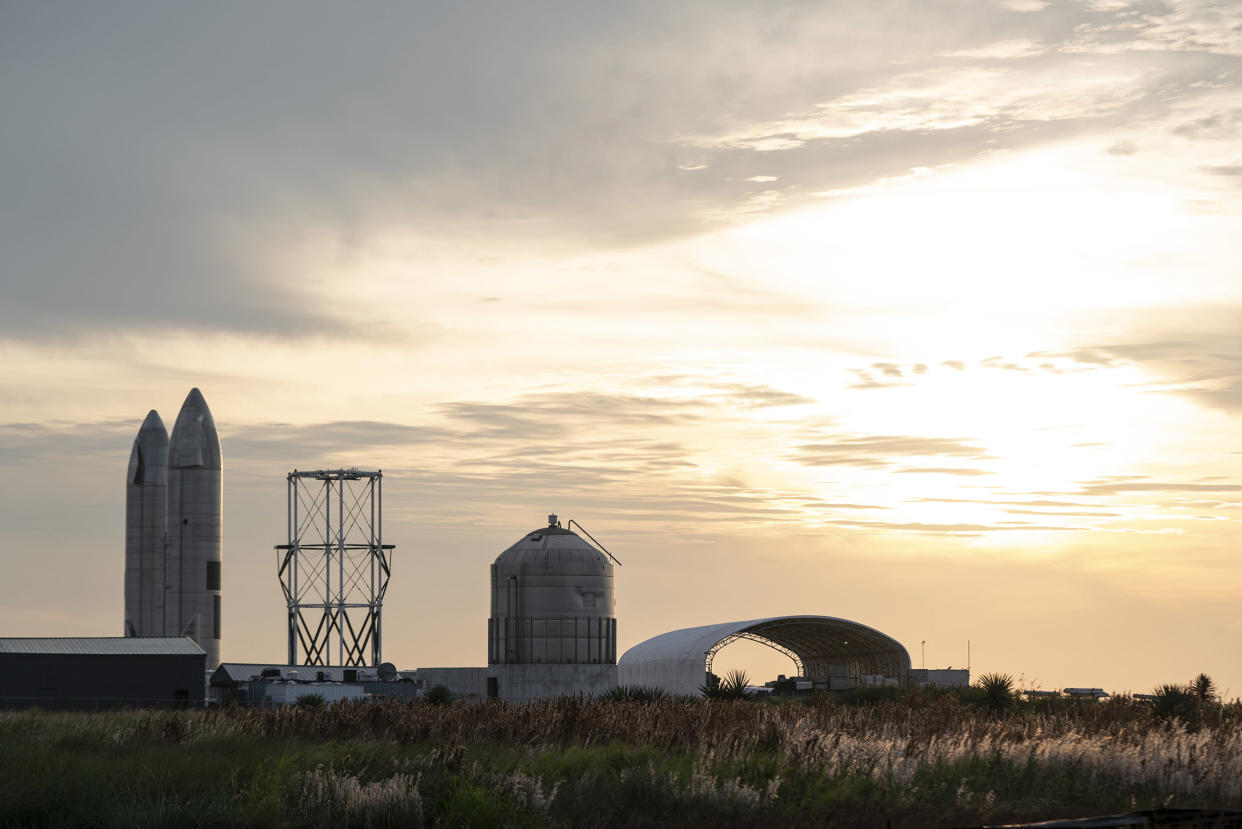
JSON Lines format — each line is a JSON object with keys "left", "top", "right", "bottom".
{"left": 617, "top": 615, "right": 912, "bottom": 696}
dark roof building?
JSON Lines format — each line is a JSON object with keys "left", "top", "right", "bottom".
{"left": 0, "top": 637, "right": 206, "bottom": 710}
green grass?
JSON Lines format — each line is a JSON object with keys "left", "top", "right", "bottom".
{"left": 0, "top": 693, "right": 1238, "bottom": 827}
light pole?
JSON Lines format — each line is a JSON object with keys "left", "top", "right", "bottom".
{"left": 921, "top": 640, "right": 926, "bottom": 670}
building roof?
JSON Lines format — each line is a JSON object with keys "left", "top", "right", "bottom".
{"left": 494, "top": 524, "right": 611, "bottom": 572}
{"left": 0, "top": 637, "right": 205, "bottom": 656}
{"left": 211, "top": 663, "right": 351, "bottom": 686}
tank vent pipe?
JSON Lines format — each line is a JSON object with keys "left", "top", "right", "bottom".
{"left": 566, "top": 519, "right": 622, "bottom": 566}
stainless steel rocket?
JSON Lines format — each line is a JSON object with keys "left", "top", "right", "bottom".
{"left": 165, "top": 388, "right": 223, "bottom": 667}
{"left": 124, "top": 410, "right": 168, "bottom": 637}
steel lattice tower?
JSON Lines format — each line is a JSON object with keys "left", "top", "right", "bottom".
{"left": 276, "top": 469, "right": 394, "bottom": 667}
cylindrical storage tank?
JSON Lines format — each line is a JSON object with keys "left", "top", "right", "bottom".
{"left": 488, "top": 515, "right": 616, "bottom": 666}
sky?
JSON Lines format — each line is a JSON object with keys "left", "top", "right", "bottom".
{"left": 1, "top": 0, "right": 1240, "bottom": 696}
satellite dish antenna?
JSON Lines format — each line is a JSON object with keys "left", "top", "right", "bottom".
{"left": 377, "top": 662, "right": 397, "bottom": 681}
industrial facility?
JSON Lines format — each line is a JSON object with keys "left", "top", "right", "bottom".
{"left": 0, "top": 386, "right": 972, "bottom": 710}
{"left": 409, "top": 514, "right": 621, "bottom": 701}
{"left": 406, "top": 517, "right": 938, "bottom": 701}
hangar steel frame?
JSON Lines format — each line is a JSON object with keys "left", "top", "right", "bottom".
{"left": 618, "top": 615, "right": 912, "bottom": 696}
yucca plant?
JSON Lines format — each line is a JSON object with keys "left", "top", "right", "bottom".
{"left": 977, "top": 672, "right": 1014, "bottom": 713}
{"left": 1152, "top": 683, "right": 1194, "bottom": 722}
{"left": 1189, "top": 673, "right": 1217, "bottom": 704}
{"left": 701, "top": 669, "right": 753, "bottom": 700}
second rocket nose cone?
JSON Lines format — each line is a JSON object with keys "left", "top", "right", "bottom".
{"left": 170, "top": 388, "right": 221, "bottom": 470}
{"left": 129, "top": 410, "right": 168, "bottom": 484}
{"left": 138, "top": 409, "right": 168, "bottom": 438}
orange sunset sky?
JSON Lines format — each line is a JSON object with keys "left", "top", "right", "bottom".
{"left": 1, "top": 1, "right": 1239, "bottom": 695}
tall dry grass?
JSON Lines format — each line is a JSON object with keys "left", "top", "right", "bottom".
{"left": 103, "top": 692, "right": 1242, "bottom": 803}
{"left": 4, "top": 692, "right": 1239, "bottom": 826}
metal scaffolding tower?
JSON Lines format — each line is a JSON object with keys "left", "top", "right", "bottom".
{"left": 275, "top": 469, "right": 394, "bottom": 667}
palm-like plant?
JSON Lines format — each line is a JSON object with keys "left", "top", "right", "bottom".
{"left": 1189, "top": 673, "right": 1217, "bottom": 703}
{"left": 977, "top": 672, "right": 1014, "bottom": 713}
{"left": 701, "top": 669, "right": 754, "bottom": 700}
{"left": 1151, "top": 683, "right": 1193, "bottom": 721}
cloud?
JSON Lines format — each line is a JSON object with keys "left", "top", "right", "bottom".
{"left": 1079, "top": 480, "right": 1242, "bottom": 495}
{"left": 791, "top": 434, "right": 993, "bottom": 469}
{"left": 914, "top": 497, "right": 1100, "bottom": 508}
{"left": 1000, "top": 0, "right": 1049, "bottom": 11}
{"left": 1172, "top": 108, "right": 1242, "bottom": 139}
{"left": 940, "top": 38, "right": 1047, "bottom": 59}
{"left": 1067, "top": 0, "right": 1242, "bottom": 57}
{"left": 224, "top": 421, "right": 452, "bottom": 459}
{"left": 1005, "top": 508, "right": 1120, "bottom": 517}
{"left": 1039, "top": 328, "right": 1242, "bottom": 412}
{"left": 873, "top": 362, "right": 904, "bottom": 378}
{"left": 828, "top": 518, "right": 1077, "bottom": 535}
{"left": 5, "top": 0, "right": 1242, "bottom": 347}
{"left": 848, "top": 371, "right": 907, "bottom": 390}
{"left": 1199, "top": 163, "right": 1242, "bottom": 177}
{"left": 690, "top": 62, "right": 1148, "bottom": 152}
{"left": 894, "top": 467, "right": 993, "bottom": 476}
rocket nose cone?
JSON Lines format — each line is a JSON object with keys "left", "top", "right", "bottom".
{"left": 175, "top": 387, "right": 213, "bottom": 419}
{"left": 137, "top": 409, "right": 168, "bottom": 439}
{"left": 130, "top": 410, "right": 168, "bottom": 484}
{"left": 170, "top": 387, "right": 221, "bottom": 470}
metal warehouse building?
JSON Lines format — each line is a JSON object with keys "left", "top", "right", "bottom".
{"left": 0, "top": 637, "right": 206, "bottom": 710}
{"left": 618, "top": 615, "right": 912, "bottom": 696}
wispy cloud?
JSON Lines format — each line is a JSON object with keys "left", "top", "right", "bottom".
{"left": 791, "top": 434, "right": 993, "bottom": 469}
{"left": 1079, "top": 479, "right": 1242, "bottom": 495}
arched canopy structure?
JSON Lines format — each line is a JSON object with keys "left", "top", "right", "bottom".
{"left": 618, "top": 615, "right": 911, "bottom": 696}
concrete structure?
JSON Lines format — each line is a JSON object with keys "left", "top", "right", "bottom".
{"left": 618, "top": 616, "right": 912, "bottom": 697}
{"left": 486, "top": 516, "right": 619, "bottom": 700}
{"left": 164, "top": 388, "right": 223, "bottom": 668}
{"left": 1063, "top": 687, "right": 1110, "bottom": 699}
{"left": 488, "top": 663, "right": 617, "bottom": 702}
{"left": 209, "top": 662, "right": 419, "bottom": 706}
{"left": 0, "top": 637, "right": 205, "bottom": 709}
{"left": 409, "top": 667, "right": 489, "bottom": 701}
{"left": 258, "top": 682, "right": 368, "bottom": 706}
{"left": 909, "top": 668, "right": 971, "bottom": 688}
{"left": 125, "top": 410, "right": 168, "bottom": 637}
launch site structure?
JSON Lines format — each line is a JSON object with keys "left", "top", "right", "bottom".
{"left": 276, "top": 469, "right": 394, "bottom": 667}
{"left": 124, "top": 388, "right": 223, "bottom": 668}
{"left": 124, "top": 411, "right": 168, "bottom": 638}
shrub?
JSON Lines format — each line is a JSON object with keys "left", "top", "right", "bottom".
{"left": 1152, "top": 683, "right": 1194, "bottom": 722}
{"left": 425, "top": 685, "right": 454, "bottom": 706}
{"left": 599, "top": 685, "right": 669, "bottom": 703}
{"left": 295, "top": 694, "right": 327, "bottom": 709}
